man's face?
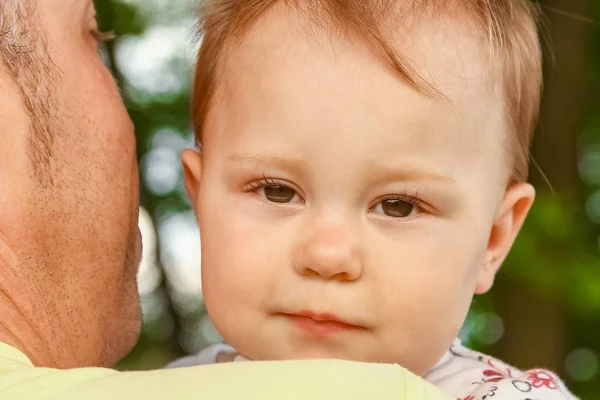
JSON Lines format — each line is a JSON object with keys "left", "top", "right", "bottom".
{"left": 0, "top": 0, "right": 141, "bottom": 367}
{"left": 185, "top": 7, "right": 534, "bottom": 375}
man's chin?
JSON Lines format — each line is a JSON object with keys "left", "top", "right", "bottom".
{"left": 105, "top": 303, "right": 143, "bottom": 367}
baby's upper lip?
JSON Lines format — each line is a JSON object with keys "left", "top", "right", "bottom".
{"left": 285, "top": 310, "right": 366, "bottom": 328}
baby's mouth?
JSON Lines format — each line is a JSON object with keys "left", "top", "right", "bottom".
{"left": 279, "top": 310, "right": 366, "bottom": 337}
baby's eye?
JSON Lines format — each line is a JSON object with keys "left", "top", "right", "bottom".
{"left": 244, "top": 177, "right": 303, "bottom": 205}
{"left": 372, "top": 198, "right": 420, "bottom": 218}
{"left": 247, "top": 179, "right": 303, "bottom": 204}
{"left": 262, "top": 185, "right": 298, "bottom": 203}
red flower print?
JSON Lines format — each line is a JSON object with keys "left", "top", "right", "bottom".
{"left": 482, "top": 369, "right": 504, "bottom": 383}
{"left": 526, "top": 369, "right": 558, "bottom": 390}
{"left": 457, "top": 396, "right": 475, "bottom": 400}
{"left": 479, "top": 358, "right": 513, "bottom": 383}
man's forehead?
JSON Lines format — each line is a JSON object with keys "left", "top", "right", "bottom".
{"left": 73, "top": 0, "right": 92, "bottom": 10}
{"left": 44, "top": 0, "right": 89, "bottom": 6}
{"left": 28, "top": 0, "right": 96, "bottom": 37}
{"left": 37, "top": 0, "right": 92, "bottom": 14}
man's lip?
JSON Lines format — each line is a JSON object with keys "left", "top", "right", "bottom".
{"left": 135, "top": 227, "right": 143, "bottom": 264}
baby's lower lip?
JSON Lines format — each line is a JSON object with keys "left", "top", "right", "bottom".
{"left": 282, "top": 314, "right": 364, "bottom": 337}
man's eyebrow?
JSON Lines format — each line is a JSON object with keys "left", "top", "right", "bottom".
{"left": 82, "top": 0, "right": 95, "bottom": 18}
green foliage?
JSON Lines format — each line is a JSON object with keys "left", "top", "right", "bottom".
{"left": 96, "top": 1, "right": 146, "bottom": 36}
{"left": 506, "top": 192, "right": 600, "bottom": 308}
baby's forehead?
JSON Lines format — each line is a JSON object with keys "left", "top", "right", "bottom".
{"left": 209, "top": 6, "right": 507, "bottom": 181}
{"left": 195, "top": 0, "right": 540, "bottom": 183}
{"left": 217, "top": 4, "right": 504, "bottom": 130}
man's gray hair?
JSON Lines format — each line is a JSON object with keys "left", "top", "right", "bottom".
{"left": 0, "top": 0, "right": 58, "bottom": 186}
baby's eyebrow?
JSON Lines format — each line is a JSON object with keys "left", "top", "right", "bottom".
{"left": 367, "top": 161, "right": 456, "bottom": 185}
{"left": 227, "top": 152, "right": 309, "bottom": 173}
{"left": 228, "top": 153, "right": 454, "bottom": 184}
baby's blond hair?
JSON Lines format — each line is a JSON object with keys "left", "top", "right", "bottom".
{"left": 193, "top": 0, "right": 543, "bottom": 183}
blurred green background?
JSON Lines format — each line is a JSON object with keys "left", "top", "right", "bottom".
{"left": 95, "top": 0, "right": 600, "bottom": 397}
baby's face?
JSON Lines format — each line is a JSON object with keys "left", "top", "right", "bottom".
{"left": 186, "top": 7, "right": 533, "bottom": 375}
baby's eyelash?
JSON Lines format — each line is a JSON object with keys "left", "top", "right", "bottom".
{"left": 395, "top": 193, "right": 422, "bottom": 207}
{"left": 383, "top": 189, "right": 422, "bottom": 202}
{"left": 242, "top": 176, "right": 289, "bottom": 192}
{"left": 371, "top": 189, "right": 424, "bottom": 209}
{"left": 241, "top": 180, "right": 427, "bottom": 213}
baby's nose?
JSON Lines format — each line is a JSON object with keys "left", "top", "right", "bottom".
{"left": 293, "top": 227, "right": 362, "bottom": 281}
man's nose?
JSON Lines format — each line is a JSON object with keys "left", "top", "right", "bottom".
{"left": 293, "top": 221, "right": 362, "bottom": 282}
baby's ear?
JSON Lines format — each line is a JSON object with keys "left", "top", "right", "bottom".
{"left": 476, "top": 182, "right": 535, "bottom": 294}
{"left": 182, "top": 149, "right": 203, "bottom": 213}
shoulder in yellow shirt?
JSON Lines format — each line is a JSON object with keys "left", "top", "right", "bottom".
{"left": 0, "top": 342, "right": 451, "bottom": 400}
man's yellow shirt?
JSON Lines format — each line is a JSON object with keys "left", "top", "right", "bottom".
{"left": 0, "top": 342, "right": 452, "bottom": 399}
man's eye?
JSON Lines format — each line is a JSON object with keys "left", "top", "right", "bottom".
{"left": 261, "top": 185, "right": 299, "bottom": 203}
{"left": 92, "top": 29, "right": 116, "bottom": 43}
{"left": 372, "top": 198, "right": 421, "bottom": 218}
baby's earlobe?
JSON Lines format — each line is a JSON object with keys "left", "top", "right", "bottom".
{"left": 181, "top": 149, "right": 203, "bottom": 205}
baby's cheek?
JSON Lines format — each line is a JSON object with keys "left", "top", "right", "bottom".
{"left": 425, "top": 271, "right": 475, "bottom": 327}
{"left": 382, "top": 263, "right": 473, "bottom": 336}
{"left": 203, "top": 263, "right": 256, "bottom": 312}
{"left": 202, "top": 277, "right": 253, "bottom": 344}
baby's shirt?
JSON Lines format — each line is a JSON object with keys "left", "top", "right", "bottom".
{"left": 168, "top": 343, "right": 249, "bottom": 366}
{"left": 167, "top": 339, "right": 578, "bottom": 399}
{"left": 424, "top": 340, "right": 577, "bottom": 399}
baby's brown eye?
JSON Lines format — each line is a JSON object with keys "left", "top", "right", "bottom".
{"left": 263, "top": 185, "right": 297, "bottom": 203}
{"left": 379, "top": 199, "right": 416, "bottom": 218}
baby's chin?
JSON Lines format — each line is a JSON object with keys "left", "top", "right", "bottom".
{"left": 235, "top": 344, "right": 360, "bottom": 363}
{"left": 232, "top": 341, "right": 442, "bottom": 376}
{"left": 238, "top": 344, "right": 384, "bottom": 364}
{"left": 218, "top": 322, "right": 445, "bottom": 374}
